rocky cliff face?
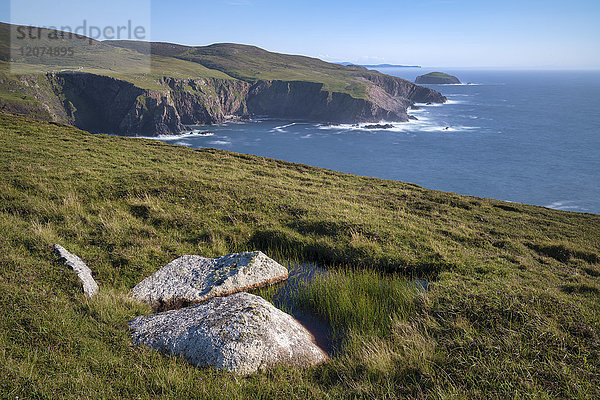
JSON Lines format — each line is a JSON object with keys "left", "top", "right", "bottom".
{"left": 49, "top": 73, "right": 252, "bottom": 136}
{"left": 362, "top": 73, "right": 448, "bottom": 104}
{"left": 247, "top": 80, "right": 410, "bottom": 123}
{"left": 1, "top": 71, "right": 445, "bottom": 136}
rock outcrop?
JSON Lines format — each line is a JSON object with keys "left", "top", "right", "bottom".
{"left": 248, "top": 80, "right": 411, "bottom": 123}
{"left": 415, "top": 72, "right": 461, "bottom": 85}
{"left": 53, "top": 244, "right": 98, "bottom": 297}
{"left": 131, "top": 251, "right": 288, "bottom": 309}
{"left": 129, "top": 292, "right": 327, "bottom": 375}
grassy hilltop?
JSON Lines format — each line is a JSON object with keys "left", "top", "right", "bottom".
{"left": 1, "top": 21, "right": 392, "bottom": 101}
{"left": 0, "top": 112, "right": 599, "bottom": 398}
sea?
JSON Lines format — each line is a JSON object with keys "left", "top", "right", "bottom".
{"left": 151, "top": 69, "right": 600, "bottom": 214}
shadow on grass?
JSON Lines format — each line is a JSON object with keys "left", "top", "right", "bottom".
{"left": 249, "top": 229, "right": 455, "bottom": 281}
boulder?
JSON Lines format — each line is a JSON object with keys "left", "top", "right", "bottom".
{"left": 131, "top": 251, "right": 288, "bottom": 308}
{"left": 53, "top": 244, "right": 99, "bottom": 297}
{"left": 129, "top": 292, "right": 327, "bottom": 375}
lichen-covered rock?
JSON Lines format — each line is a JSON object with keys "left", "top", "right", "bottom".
{"left": 131, "top": 251, "right": 288, "bottom": 308}
{"left": 129, "top": 292, "right": 327, "bottom": 374}
{"left": 53, "top": 244, "right": 98, "bottom": 297}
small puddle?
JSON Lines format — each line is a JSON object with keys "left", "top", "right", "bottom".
{"left": 413, "top": 279, "right": 429, "bottom": 292}
{"left": 268, "top": 263, "right": 336, "bottom": 356}
{"left": 146, "top": 258, "right": 428, "bottom": 359}
{"left": 259, "top": 264, "right": 430, "bottom": 357}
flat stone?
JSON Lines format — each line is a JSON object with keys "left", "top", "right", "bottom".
{"left": 131, "top": 251, "right": 288, "bottom": 308}
{"left": 129, "top": 292, "right": 327, "bottom": 375}
{"left": 53, "top": 244, "right": 99, "bottom": 297}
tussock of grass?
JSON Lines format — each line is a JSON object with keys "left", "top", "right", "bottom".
{"left": 295, "top": 269, "right": 421, "bottom": 337}
{"left": 0, "top": 113, "right": 599, "bottom": 398}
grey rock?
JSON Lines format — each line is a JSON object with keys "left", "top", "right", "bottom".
{"left": 129, "top": 292, "right": 327, "bottom": 375}
{"left": 53, "top": 244, "right": 99, "bottom": 297}
{"left": 131, "top": 251, "right": 288, "bottom": 308}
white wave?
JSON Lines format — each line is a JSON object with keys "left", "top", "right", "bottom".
{"left": 316, "top": 123, "right": 356, "bottom": 131}
{"left": 147, "top": 130, "right": 215, "bottom": 141}
{"left": 317, "top": 120, "right": 478, "bottom": 134}
{"left": 300, "top": 134, "right": 312, "bottom": 139}
{"left": 271, "top": 122, "right": 298, "bottom": 133}
{"left": 544, "top": 201, "right": 584, "bottom": 211}
{"left": 413, "top": 99, "right": 465, "bottom": 106}
{"left": 319, "top": 117, "right": 479, "bottom": 133}
{"left": 444, "top": 99, "right": 466, "bottom": 105}
{"left": 275, "top": 123, "right": 297, "bottom": 130}
{"left": 414, "top": 102, "right": 443, "bottom": 107}
{"left": 209, "top": 140, "right": 231, "bottom": 145}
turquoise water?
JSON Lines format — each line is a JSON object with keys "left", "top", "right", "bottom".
{"left": 154, "top": 69, "right": 600, "bottom": 214}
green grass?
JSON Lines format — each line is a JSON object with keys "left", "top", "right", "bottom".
{"left": 0, "top": 113, "right": 599, "bottom": 398}
{"left": 106, "top": 41, "right": 373, "bottom": 98}
{"left": 2, "top": 23, "right": 374, "bottom": 98}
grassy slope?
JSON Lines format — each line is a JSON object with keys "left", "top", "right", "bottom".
{"left": 0, "top": 23, "right": 235, "bottom": 92}
{"left": 2, "top": 23, "right": 371, "bottom": 99}
{"left": 0, "top": 113, "right": 599, "bottom": 399}
{"left": 105, "top": 41, "right": 376, "bottom": 98}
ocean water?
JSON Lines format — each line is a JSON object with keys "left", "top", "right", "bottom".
{"left": 153, "top": 69, "right": 600, "bottom": 214}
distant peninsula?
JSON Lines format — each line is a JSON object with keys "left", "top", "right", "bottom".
{"left": 339, "top": 62, "right": 421, "bottom": 68}
{"left": 415, "top": 72, "right": 461, "bottom": 84}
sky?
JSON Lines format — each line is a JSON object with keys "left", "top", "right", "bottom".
{"left": 2, "top": 0, "right": 600, "bottom": 69}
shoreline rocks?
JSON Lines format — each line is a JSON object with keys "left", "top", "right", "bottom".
{"left": 363, "top": 123, "right": 394, "bottom": 129}
{"left": 129, "top": 292, "right": 327, "bottom": 375}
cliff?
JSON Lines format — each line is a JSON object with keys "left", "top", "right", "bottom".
{"left": 0, "top": 23, "right": 446, "bottom": 136}
{"left": 0, "top": 23, "right": 445, "bottom": 136}
{"left": 1, "top": 71, "right": 445, "bottom": 136}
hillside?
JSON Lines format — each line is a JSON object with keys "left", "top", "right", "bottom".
{"left": 0, "top": 23, "right": 445, "bottom": 136}
{"left": 0, "top": 112, "right": 599, "bottom": 398}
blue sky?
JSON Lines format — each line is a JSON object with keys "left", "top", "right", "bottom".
{"left": 3, "top": 0, "right": 600, "bottom": 68}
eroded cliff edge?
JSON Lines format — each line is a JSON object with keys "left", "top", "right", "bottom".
{"left": 0, "top": 71, "right": 446, "bottom": 136}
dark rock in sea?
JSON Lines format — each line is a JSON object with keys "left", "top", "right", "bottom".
{"left": 131, "top": 251, "right": 288, "bottom": 310}
{"left": 410, "top": 105, "right": 421, "bottom": 110}
{"left": 408, "top": 115, "right": 418, "bottom": 120}
{"left": 364, "top": 123, "right": 394, "bottom": 129}
{"left": 129, "top": 292, "right": 328, "bottom": 375}
{"left": 415, "top": 72, "right": 461, "bottom": 85}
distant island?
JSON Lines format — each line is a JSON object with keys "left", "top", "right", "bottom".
{"left": 415, "top": 72, "right": 461, "bottom": 84}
